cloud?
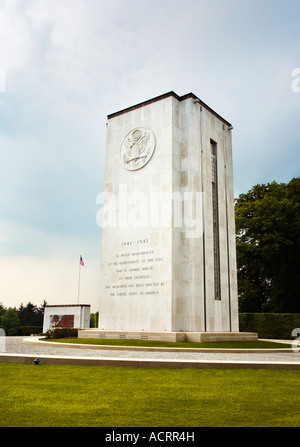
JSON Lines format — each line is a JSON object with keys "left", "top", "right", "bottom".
{"left": 0, "top": 0, "right": 33, "bottom": 72}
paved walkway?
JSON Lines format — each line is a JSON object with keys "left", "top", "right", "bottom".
{"left": 0, "top": 336, "right": 299, "bottom": 369}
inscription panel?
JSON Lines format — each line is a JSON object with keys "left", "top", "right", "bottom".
{"left": 102, "top": 238, "right": 165, "bottom": 298}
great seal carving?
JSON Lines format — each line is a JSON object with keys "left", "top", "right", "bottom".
{"left": 120, "top": 127, "right": 155, "bottom": 170}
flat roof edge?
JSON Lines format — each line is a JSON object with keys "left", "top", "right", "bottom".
{"left": 107, "top": 91, "right": 232, "bottom": 127}
{"left": 45, "top": 304, "right": 91, "bottom": 308}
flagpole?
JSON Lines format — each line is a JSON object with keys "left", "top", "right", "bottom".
{"left": 77, "top": 260, "right": 81, "bottom": 305}
{"left": 78, "top": 254, "right": 84, "bottom": 304}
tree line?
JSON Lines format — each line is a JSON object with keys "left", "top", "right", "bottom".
{"left": 0, "top": 300, "right": 47, "bottom": 335}
{"left": 235, "top": 177, "right": 300, "bottom": 313}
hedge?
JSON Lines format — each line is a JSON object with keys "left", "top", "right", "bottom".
{"left": 239, "top": 313, "right": 300, "bottom": 339}
{"left": 18, "top": 326, "right": 43, "bottom": 336}
{"left": 45, "top": 328, "right": 78, "bottom": 339}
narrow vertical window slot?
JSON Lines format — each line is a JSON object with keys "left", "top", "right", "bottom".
{"left": 211, "top": 140, "right": 221, "bottom": 300}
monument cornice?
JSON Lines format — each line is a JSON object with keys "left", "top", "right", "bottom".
{"left": 107, "top": 91, "right": 232, "bottom": 128}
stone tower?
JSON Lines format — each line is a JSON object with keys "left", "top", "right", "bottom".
{"left": 97, "top": 91, "right": 240, "bottom": 339}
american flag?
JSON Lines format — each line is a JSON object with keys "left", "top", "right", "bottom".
{"left": 80, "top": 255, "right": 84, "bottom": 266}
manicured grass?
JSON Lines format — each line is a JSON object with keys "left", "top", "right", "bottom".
{"left": 43, "top": 338, "right": 291, "bottom": 349}
{"left": 0, "top": 362, "right": 299, "bottom": 427}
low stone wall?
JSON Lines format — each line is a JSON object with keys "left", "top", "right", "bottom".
{"left": 78, "top": 329, "right": 258, "bottom": 343}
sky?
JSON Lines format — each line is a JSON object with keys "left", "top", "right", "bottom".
{"left": 0, "top": 0, "right": 299, "bottom": 313}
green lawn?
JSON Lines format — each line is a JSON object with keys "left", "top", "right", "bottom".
{"left": 0, "top": 363, "right": 299, "bottom": 427}
{"left": 42, "top": 338, "right": 290, "bottom": 349}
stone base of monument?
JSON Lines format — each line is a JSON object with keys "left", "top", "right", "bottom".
{"left": 78, "top": 329, "right": 258, "bottom": 343}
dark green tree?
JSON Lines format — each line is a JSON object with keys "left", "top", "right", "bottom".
{"left": 90, "top": 313, "right": 95, "bottom": 328}
{"left": 0, "top": 303, "right": 6, "bottom": 320}
{"left": 235, "top": 177, "right": 300, "bottom": 312}
{"left": 17, "top": 301, "right": 46, "bottom": 326}
{"left": 0, "top": 308, "right": 20, "bottom": 335}
{"left": 37, "top": 300, "right": 47, "bottom": 324}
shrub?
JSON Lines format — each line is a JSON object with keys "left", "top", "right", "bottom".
{"left": 45, "top": 328, "right": 78, "bottom": 339}
{"left": 239, "top": 313, "right": 300, "bottom": 339}
{"left": 94, "top": 311, "right": 99, "bottom": 328}
{"left": 18, "top": 326, "right": 43, "bottom": 336}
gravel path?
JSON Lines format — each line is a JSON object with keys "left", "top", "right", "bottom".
{"left": 2, "top": 336, "right": 300, "bottom": 364}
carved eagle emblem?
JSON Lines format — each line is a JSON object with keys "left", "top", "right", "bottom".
{"left": 120, "top": 128, "right": 155, "bottom": 171}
